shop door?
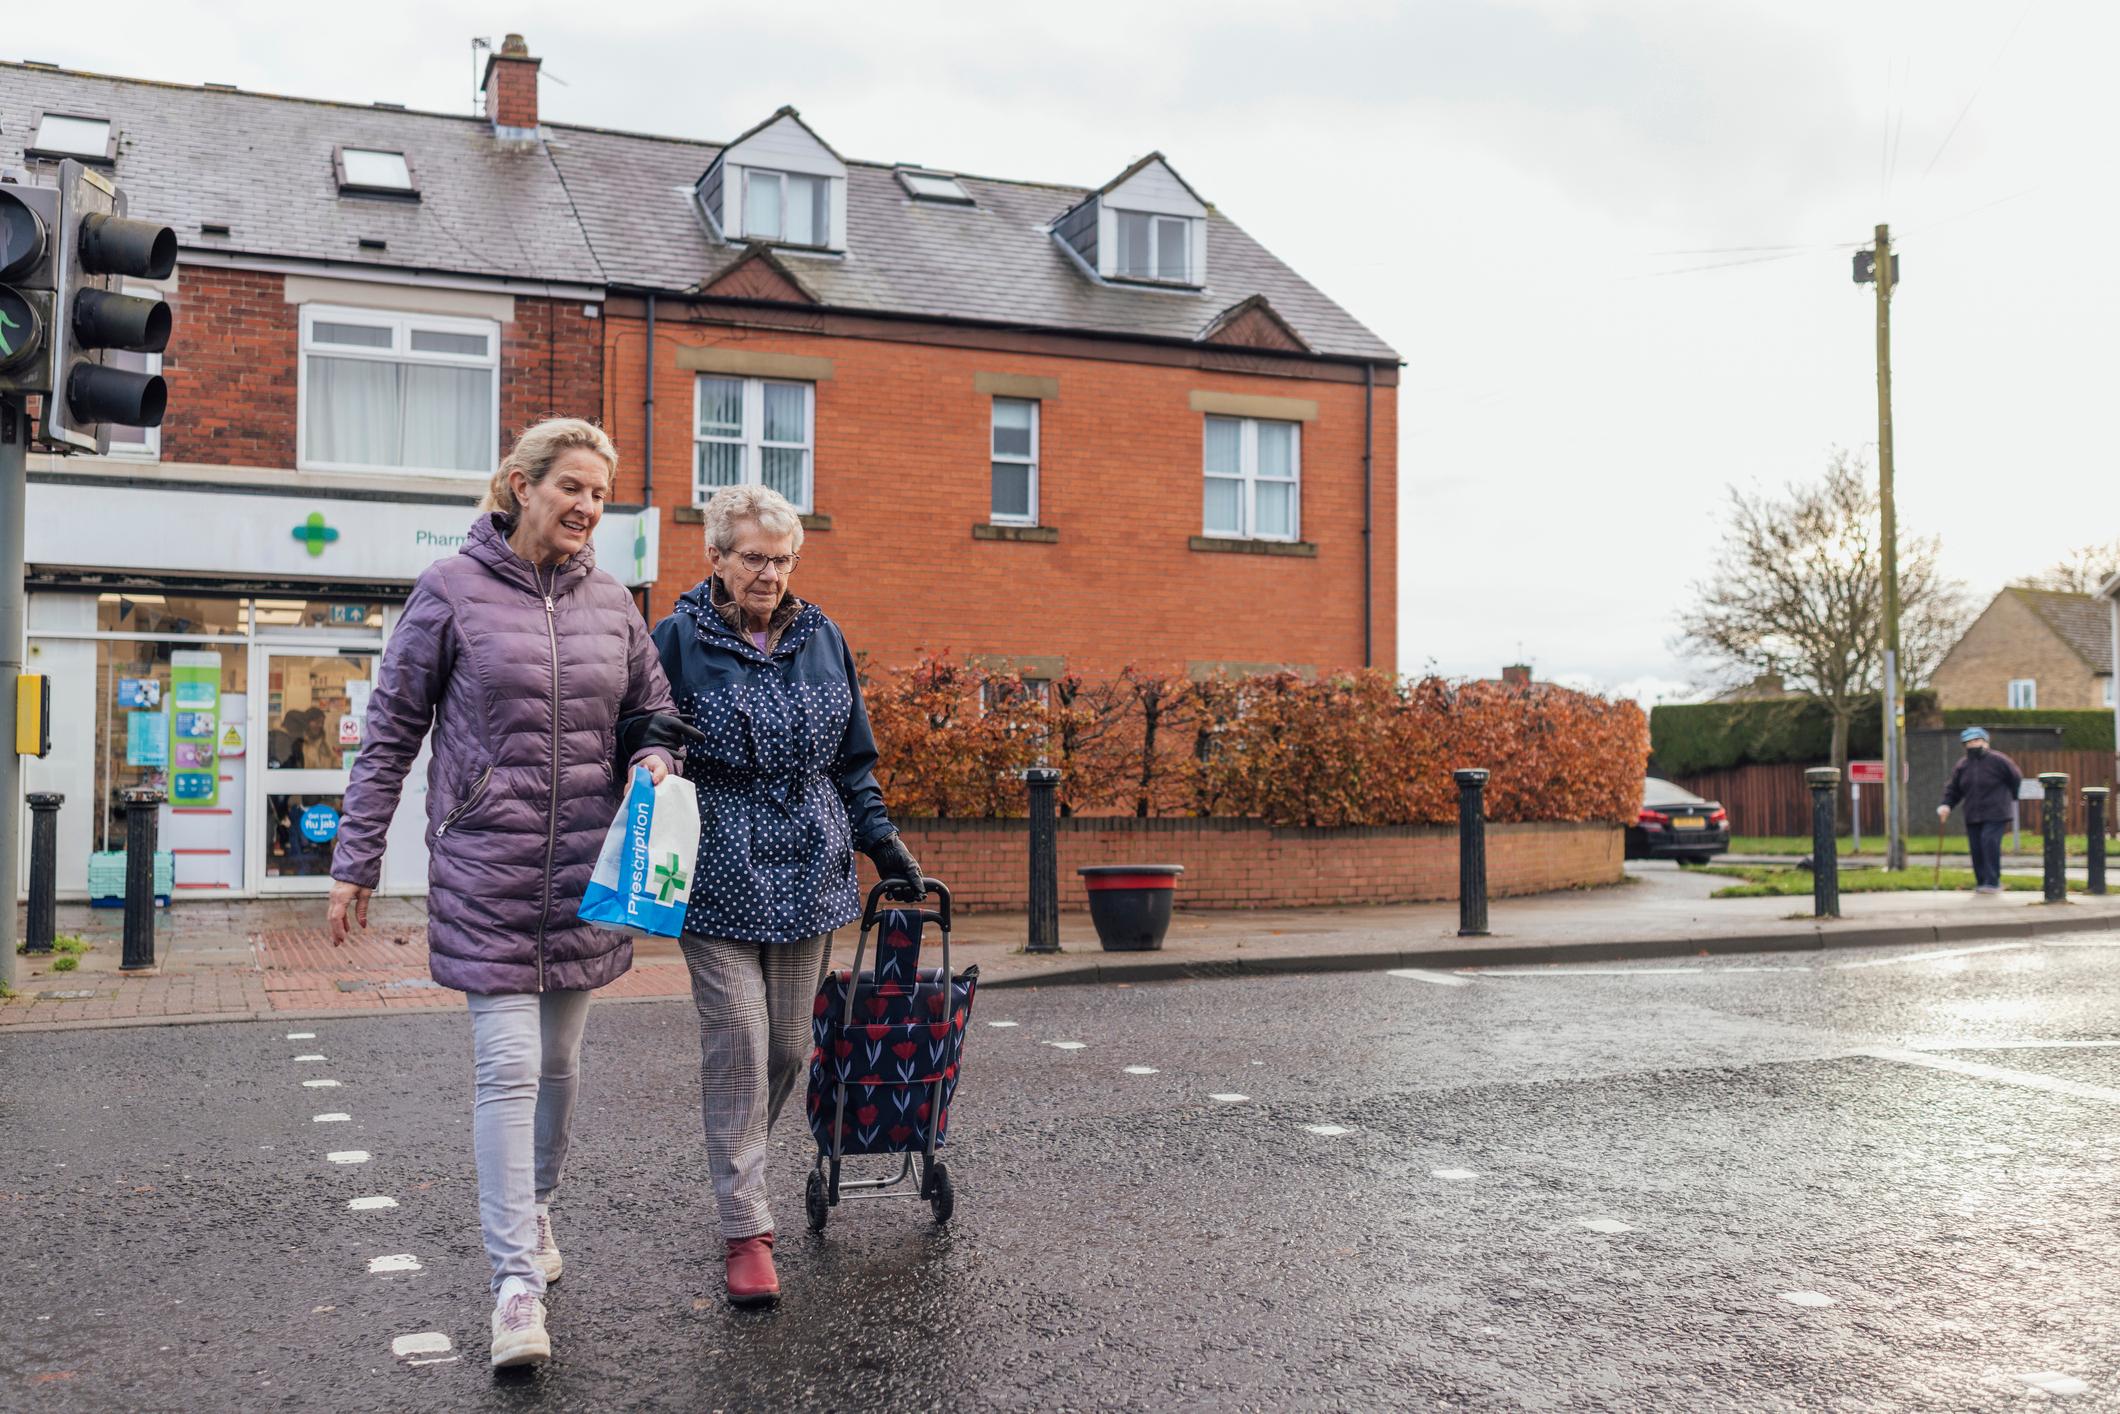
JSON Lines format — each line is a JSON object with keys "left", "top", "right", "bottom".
{"left": 254, "top": 647, "right": 378, "bottom": 893}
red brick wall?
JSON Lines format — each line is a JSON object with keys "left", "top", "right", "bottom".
{"left": 854, "top": 819, "right": 1621, "bottom": 912}
{"left": 608, "top": 318, "right": 1398, "bottom": 678}
{"left": 159, "top": 264, "right": 602, "bottom": 469}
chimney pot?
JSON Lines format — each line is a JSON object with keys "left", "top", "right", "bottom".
{"left": 482, "top": 33, "right": 542, "bottom": 135}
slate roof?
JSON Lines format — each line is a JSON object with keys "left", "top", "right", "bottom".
{"left": 0, "top": 62, "right": 1397, "bottom": 360}
{"left": 2011, "top": 588, "right": 2113, "bottom": 673}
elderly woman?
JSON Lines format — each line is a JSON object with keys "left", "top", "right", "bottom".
{"left": 652, "top": 483, "right": 920, "bottom": 1307}
{"left": 330, "top": 418, "right": 681, "bottom": 1368}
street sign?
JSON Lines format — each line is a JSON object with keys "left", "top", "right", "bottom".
{"left": 1849, "top": 760, "right": 1886, "bottom": 785}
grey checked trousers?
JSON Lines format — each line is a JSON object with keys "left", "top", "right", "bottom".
{"left": 679, "top": 932, "right": 833, "bottom": 1239}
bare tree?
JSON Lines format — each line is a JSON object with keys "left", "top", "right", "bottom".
{"left": 2019, "top": 540, "right": 2120, "bottom": 595}
{"left": 1675, "top": 450, "right": 1967, "bottom": 786}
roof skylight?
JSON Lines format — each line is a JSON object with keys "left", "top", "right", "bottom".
{"left": 32, "top": 114, "right": 113, "bottom": 161}
{"left": 336, "top": 147, "right": 417, "bottom": 195}
{"left": 898, "top": 169, "right": 973, "bottom": 205}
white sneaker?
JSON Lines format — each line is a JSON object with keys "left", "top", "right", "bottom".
{"left": 534, "top": 1204, "right": 563, "bottom": 1285}
{"left": 490, "top": 1278, "right": 551, "bottom": 1369}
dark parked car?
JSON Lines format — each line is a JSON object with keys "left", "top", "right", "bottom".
{"left": 1627, "top": 777, "right": 1730, "bottom": 864}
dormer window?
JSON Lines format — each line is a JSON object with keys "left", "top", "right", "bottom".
{"left": 1116, "top": 212, "right": 1193, "bottom": 283}
{"left": 335, "top": 147, "right": 418, "bottom": 197}
{"left": 30, "top": 113, "right": 114, "bottom": 162}
{"left": 743, "top": 169, "right": 830, "bottom": 246}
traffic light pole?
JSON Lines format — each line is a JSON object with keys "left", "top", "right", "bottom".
{"left": 1874, "top": 223, "right": 1906, "bottom": 873}
{"left": 0, "top": 395, "right": 26, "bottom": 991}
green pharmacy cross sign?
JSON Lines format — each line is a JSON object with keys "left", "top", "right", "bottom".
{"left": 653, "top": 851, "right": 688, "bottom": 904}
{"left": 292, "top": 512, "right": 340, "bottom": 558}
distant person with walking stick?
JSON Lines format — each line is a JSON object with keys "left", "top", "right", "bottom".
{"left": 1938, "top": 726, "right": 2022, "bottom": 894}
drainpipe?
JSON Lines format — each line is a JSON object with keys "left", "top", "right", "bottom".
{"left": 642, "top": 293, "right": 657, "bottom": 617}
{"left": 1362, "top": 361, "right": 1374, "bottom": 670}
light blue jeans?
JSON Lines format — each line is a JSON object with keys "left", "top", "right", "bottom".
{"left": 465, "top": 989, "right": 594, "bottom": 1296}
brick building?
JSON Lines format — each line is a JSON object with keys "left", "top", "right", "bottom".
{"left": 1932, "top": 588, "right": 2114, "bottom": 710}
{"left": 4, "top": 35, "right": 1398, "bottom": 901}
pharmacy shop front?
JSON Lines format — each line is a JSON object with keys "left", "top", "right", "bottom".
{"left": 21, "top": 482, "right": 658, "bottom": 902}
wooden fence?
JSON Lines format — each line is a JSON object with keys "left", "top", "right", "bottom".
{"left": 1671, "top": 751, "right": 2119, "bottom": 838}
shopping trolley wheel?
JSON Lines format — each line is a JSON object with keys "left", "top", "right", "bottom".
{"left": 805, "top": 1170, "right": 830, "bottom": 1232}
{"left": 924, "top": 1161, "right": 954, "bottom": 1225}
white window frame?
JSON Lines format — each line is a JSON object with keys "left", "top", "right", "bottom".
{"left": 1201, "top": 416, "right": 1301, "bottom": 543}
{"left": 1115, "top": 211, "right": 1194, "bottom": 283}
{"left": 692, "top": 376, "right": 815, "bottom": 512}
{"left": 989, "top": 397, "right": 1040, "bottom": 527}
{"left": 102, "top": 281, "right": 163, "bottom": 461}
{"left": 2008, "top": 678, "right": 2037, "bottom": 709}
{"left": 740, "top": 167, "right": 831, "bottom": 247}
{"left": 296, "top": 304, "right": 500, "bottom": 478}
{"left": 2105, "top": 677, "right": 2115, "bottom": 708}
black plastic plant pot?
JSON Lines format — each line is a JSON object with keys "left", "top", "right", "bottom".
{"left": 1078, "top": 865, "right": 1185, "bottom": 951}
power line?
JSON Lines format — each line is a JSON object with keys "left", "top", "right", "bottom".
{"left": 1919, "top": 0, "right": 2037, "bottom": 181}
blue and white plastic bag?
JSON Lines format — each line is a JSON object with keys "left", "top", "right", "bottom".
{"left": 580, "top": 767, "right": 700, "bottom": 939}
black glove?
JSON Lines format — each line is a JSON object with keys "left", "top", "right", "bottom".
{"left": 616, "top": 712, "right": 706, "bottom": 779}
{"left": 866, "top": 834, "right": 924, "bottom": 900}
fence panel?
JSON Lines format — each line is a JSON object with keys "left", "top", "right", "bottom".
{"left": 1671, "top": 751, "right": 2116, "bottom": 840}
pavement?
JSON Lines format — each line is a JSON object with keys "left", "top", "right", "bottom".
{"left": 4, "top": 930, "right": 2117, "bottom": 1407}
{"left": 13, "top": 863, "right": 2120, "bottom": 1031}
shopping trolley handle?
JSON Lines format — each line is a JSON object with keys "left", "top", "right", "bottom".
{"left": 863, "top": 876, "right": 951, "bottom": 931}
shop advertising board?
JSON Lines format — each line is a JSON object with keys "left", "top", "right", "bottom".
{"left": 169, "top": 651, "right": 222, "bottom": 807}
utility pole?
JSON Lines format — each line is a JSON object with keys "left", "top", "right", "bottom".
{"left": 1872, "top": 222, "right": 1906, "bottom": 872}
{"left": 0, "top": 396, "right": 24, "bottom": 990}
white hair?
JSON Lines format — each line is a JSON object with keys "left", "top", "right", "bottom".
{"left": 704, "top": 484, "right": 805, "bottom": 554}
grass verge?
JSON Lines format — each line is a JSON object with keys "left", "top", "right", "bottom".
{"left": 1731, "top": 834, "right": 2094, "bottom": 857}
{"left": 1703, "top": 865, "right": 2041, "bottom": 898}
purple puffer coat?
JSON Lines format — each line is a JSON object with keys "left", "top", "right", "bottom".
{"left": 334, "top": 513, "right": 677, "bottom": 993}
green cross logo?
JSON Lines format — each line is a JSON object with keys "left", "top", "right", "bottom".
{"left": 653, "top": 851, "right": 688, "bottom": 904}
{"left": 633, "top": 521, "right": 648, "bottom": 581}
{"left": 292, "top": 512, "right": 340, "bottom": 557}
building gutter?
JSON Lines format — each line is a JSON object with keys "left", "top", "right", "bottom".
{"left": 643, "top": 293, "right": 656, "bottom": 509}
{"left": 1362, "top": 361, "right": 1374, "bottom": 670}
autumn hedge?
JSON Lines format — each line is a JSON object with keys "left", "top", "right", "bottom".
{"left": 862, "top": 657, "right": 1649, "bottom": 828}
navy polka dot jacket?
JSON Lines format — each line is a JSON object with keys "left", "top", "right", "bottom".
{"left": 652, "top": 581, "right": 898, "bottom": 944}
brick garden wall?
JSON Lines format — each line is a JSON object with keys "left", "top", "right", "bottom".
{"left": 855, "top": 818, "right": 1622, "bottom": 911}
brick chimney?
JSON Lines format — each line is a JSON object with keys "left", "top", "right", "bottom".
{"left": 1501, "top": 664, "right": 1532, "bottom": 687}
{"left": 481, "top": 33, "right": 541, "bottom": 136}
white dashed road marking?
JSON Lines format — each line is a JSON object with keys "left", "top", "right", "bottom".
{"left": 1045, "top": 1041, "right": 1087, "bottom": 1050}
{"left": 313, "top": 1113, "right": 350, "bottom": 1123}
{"left": 986, "top": 1021, "right": 1019, "bottom": 1028}
{"left": 2020, "top": 1372, "right": 2090, "bottom": 1397}
{"left": 1858, "top": 1047, "right": 2120, "bottom": 1107}
{"left": 1209, "top": 1093, "right": 1249, "bottom": 1103}
{"left": 1123, "top": 1066, "right": 1159, "bottom": 1075}
{"left": 1577, "top": 1218, "right": 1634, "bottom": 1234}
{"left": 303, "top": 1079, "right": 341, "bottom": 1089}
{"left": 326, "top": 1151, "right": 371, "bottom": 1165}
{"left": 293, "top": 1054, "right": 327, "bottom": 1062}
{"left": 392, "top": 1332, "right": 452, "bottom": 1358}
{"left": 368, "top": 1254, "right": 422, "bottom": 1274}
{"left": 348, "top": 1196, "right": 398, "bottom": 1211}
{"left": 1303, "top": 1124, "right": 1352, "bottom": 1137}
{"left": 1431, "top": 1168, "right": 1478, "bottom": 1181}
{"left": 1388, "top": 968, "right": 1469, "bottom": 986}
{"left": 1833, "top": 943, "right": 2028, "bottom": 970}
{"left": 1780, "top": 1291, "right": 1836, "bottom": 1308}
{"left": 285, "top": 1032, "right": 315, "bottom": 1040}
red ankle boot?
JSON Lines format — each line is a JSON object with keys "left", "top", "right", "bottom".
{"left": 725, "top": 1231, "right": 779, "bottom": 1307}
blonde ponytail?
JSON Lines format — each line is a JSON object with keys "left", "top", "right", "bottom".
{"left": 481, "top": 418, "right": 620, "bottom": 515}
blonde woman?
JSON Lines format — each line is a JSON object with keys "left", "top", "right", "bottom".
{"left": 329, "top": 418, "right": 680, "bottom": 1368}
{"left": 652, "top": 483, "right": 921, "bottom": 1307}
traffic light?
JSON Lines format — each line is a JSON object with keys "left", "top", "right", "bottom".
{"left": 43, "top": 158, "right": 175, "bottom": 453}
{"left": 0, "top": 180, "right": 60, "bottom": 397}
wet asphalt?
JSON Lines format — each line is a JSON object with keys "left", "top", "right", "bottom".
{"left": 4, "top": 932, "right": 2119, "bottom": 1412}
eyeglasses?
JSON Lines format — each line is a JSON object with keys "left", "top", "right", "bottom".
{"left": 728, "top": 551, "right": 800, "bottom": 576}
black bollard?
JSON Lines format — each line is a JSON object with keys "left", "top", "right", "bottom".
{"left": 2086, "top": 788, "right": 2108, "bottom": 897}
{"left": 1805, "top": 768, "right": 1839, "bottom": 919}
{"left": 1454, "top": 768, "right": 1490, "bottom": 938}
{"left": 2040, "top": 773, "right": 2069, "bottom": 903}
{"left": 25, "top": 793, "right": 63, "bottom": 954}
{"left": 1025, "top": 767, "right": 1061, "bottom": 954}
{"left": 121, "top": 787, "right": 164, "bottom": 971}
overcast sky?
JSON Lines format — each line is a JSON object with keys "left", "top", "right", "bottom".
{"left": 14, "top": 0, "right": 2116, "bottom": 700}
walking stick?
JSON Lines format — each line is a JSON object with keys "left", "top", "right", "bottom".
{"left": 1932, "top": 825, "right": 1944, "bottom": 887}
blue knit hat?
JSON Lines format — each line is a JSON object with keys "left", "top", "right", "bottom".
{"left": 1960, "top": 726, "right": 1990, "bottom": 743}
